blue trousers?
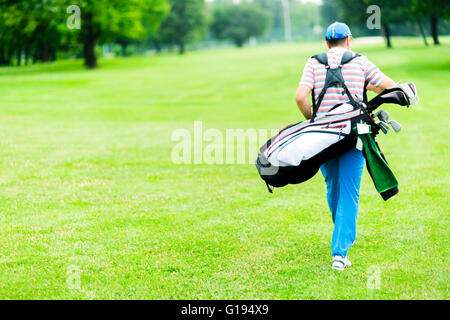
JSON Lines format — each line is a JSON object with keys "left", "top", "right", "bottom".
{"left": 320, "top": 148, "right": 365, "bottom": 258}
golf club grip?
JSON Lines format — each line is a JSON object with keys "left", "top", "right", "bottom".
{"left": 366, "top": 92, "right": 385, "bottom": 113}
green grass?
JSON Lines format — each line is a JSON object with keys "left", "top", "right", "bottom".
{"left": 0, "top": 37, "right": 448, "bottom": 299}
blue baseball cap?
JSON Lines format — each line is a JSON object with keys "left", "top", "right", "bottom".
{"left": 326, "top": 22, "right": 352, "bottom": 40}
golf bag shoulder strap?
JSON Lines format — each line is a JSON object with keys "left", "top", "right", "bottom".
{"left": 312, "top": 52, "right": 328, "bottom": 66}
{"left": 310, "top": 51, "right": 361, "bottom": 122}
{"left": 363, "top": 80, "right": 369, "bottom": 104}
{"left": 311, "top": 50, "right": 360, "bottom": 68}
{"left": 341, "top": 50, "right": 361, "bottom": 65}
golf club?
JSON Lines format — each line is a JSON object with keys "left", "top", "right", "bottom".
{"left": 375, "top": 120, "right": 390, "bottom": 134}
{"left": 389, "top": 120, "right": 402, "bottom": 132}
{"left": 373, "top": 109, "right": 390, "bottom": 123}
{"left": 366, "top": 87, "right": 411, "bottom": 112}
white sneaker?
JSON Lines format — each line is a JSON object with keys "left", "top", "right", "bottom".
{"left": 331, "top": 255, "right": 352, "bottom": 271}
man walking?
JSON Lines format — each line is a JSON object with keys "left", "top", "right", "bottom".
{"left": 295, "top": 22, "right": 396, "bottom": 270}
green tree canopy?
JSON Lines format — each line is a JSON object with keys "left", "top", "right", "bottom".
{"left": 211, "top": 3, "right": 270, "bottom": 47}
{"left": 0, "top": 0, "right": 170, "bottom": 68}
{"left": 74, "top": 0, "right": 169, "bottom": 68}
{"left": 0, "top": 0, "right": 65, "bottom": 65}
{"left": 410, "top": 0, "right": 450, "bottom": 45}
{"left": 337, "top": 0, "right": 411, "bottom": 48}
{"left": 158, "top": 0, "right": 208, "bottom": 54}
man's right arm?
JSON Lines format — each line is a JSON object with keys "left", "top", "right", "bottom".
{"left": 297, "top": 58, "right": 315, "bottom": 120}
{"left": 295, "top": 84, "right": 312, "bottom": 120}
{"left": 363, "top": 56, "right": 396, "bottom": 93}
{"left": 367, "top": 77, "right": 396, "bottom": 93}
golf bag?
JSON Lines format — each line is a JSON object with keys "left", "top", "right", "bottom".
{"left": 256, "top": 104, "right": 370, "bottom": 189}
{"left": 255, "top": 50, "right": 417, "bottom": 200}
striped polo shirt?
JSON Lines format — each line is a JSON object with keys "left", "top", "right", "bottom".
{"left": 299, "top": 47, "right": 385, "bottom": 115}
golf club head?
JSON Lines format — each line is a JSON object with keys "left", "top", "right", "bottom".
{"left": 379, "top": 90, "right": 409, "bottom": 106}
{"left": 367, "top": 87, "right": 410, "bottom": 112}
{"left": 398, "top": 82, "right": 419, "bottom": 105}
{"left": 373, "top": 109, "right": 390, "bottom": 122}
{"left": 375, "top": 121, "right": 390, "bottom": 134}
{"left": 389, "top": 120, "right": 402, "bottom": 133}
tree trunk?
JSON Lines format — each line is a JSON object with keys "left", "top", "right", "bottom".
{"left": 50, "top": 48, "right": 56, "bottom": 61}
{"left": 178, "top": 41, "right": 185, "bottom": 55}
{"left": 41, "top": 44, "right": 49, "bottom": 62}
{"left": 154, "top": 41, "right": 162, "bottom": 54}
{"left": 121, "top": 42, "right": 128, "bottom": 56}
{"left": 83, "top": 37, "right": 97, "bottom": 69}
{"left": 0, "top": 45, "right": 4, "bottom": 65}
{"left": 82, "top": 13, "right": 98, "bottom": 69}
{"left": 5, "top": 47, "right": 13, "bottom": 65}
{"left": 32, "top": 52, "right": 38, "bottom": 64}
{"left": 430, "top": 15, "right": 440, "bottom": 45}
{"left": 382, "top": 24, "right": 392, "bottom": 48}
{"left": 16, "top": 48, "right": 22, "bottom": 66}
{"left": 24, "top": 47, "right": 30, "bottom": 65}
{"left": 234, "top": 38, "right": 245, "bottom": 48}
{"left": 417, "top": 20, "right": 428, "bottom": 46}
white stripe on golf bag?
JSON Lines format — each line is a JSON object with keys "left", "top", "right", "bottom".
{"left": 265, "top": 104, "right": 363, "bottom": 167}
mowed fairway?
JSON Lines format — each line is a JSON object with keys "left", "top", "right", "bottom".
{"left": 0, "top": 37, "right": 448, "bottom": 299}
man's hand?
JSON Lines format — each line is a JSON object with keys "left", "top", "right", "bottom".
{"left": 295, "top": 84, "right": 312, "bottom": 120}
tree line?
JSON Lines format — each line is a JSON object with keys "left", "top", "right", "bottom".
{"left": 0, "top": 0, "right": 449, "bottom": 69}
{"left": 0, "top": 0, "right": 171, "bottom": 68}
{"left": 325, "top": 0, "right": 450, "bottom": 48}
